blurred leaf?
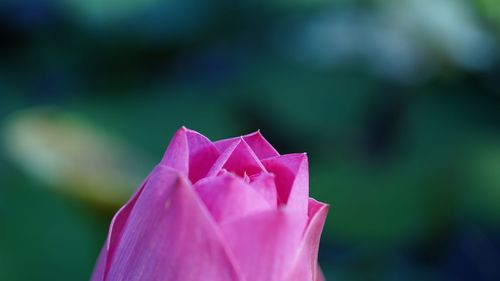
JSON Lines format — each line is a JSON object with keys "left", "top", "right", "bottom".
{"left": 2, "top": 107, "right": 149, "bottom": 208}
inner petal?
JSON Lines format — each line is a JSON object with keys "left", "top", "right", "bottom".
{"left": 248, "top": 172, "right": 278, "bottom": 207}
{"left": 261, "top": 153, "right": 308, "bottom": 212}
{"left": 208, "top": 138, "right": 266, "bottom": 177}
{"left": 161, "top": 127, "right": 220, "bottom": 183}
{"left": 194, "top": 173, "right": 273, "bottom": 223}
{"left": 215, "top": 131, "right": 280, "bottom": 160}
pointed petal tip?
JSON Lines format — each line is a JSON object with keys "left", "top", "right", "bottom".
{"left": 283, "top": 152, "right": 308, "bottom": 158}
{"left": 240, "top": 130, "right": 265, "bottom": 143}
{"left": 168, "top": 126, "right": 213, "bottom": 146}
{"left": 178, "top": 126, "right": 208, "bottom": 138}
{"left": 308, "top": 198, "right": 329, "bottom": 216}
{"left": 244, "top": 129, "right": 280, "bottom": 156}
{"left": 309, "top": 197, "right": 328, "bottom": 207}
{"left": 267, "top": 152, "right": 308, "bottom": 166}
{"left": 245, "top": 129, "right": 262, "bottom": 137}
{"left": 174, "top": 126, "right": 212, "bottom": 138}
{"left": 208, "top": 138, "right": 266, "bottom": 177}
{"left": 290, "top": 152, "right": 309, "bottom": 162}
{"left": 161, "top": 128, "right": 187, "bottom": 153}
{"left": 232, "top": 137, "right": 244, "bottom": 146}
{"left": 175, "top": 126, "right": 188, "bottom": 135}
{"left": 215, "top": 129, "right": 279, "bottom": 159}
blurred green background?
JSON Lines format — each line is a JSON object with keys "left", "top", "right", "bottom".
{"left": 1, "top": 0, "right": 500, "bottom": 280}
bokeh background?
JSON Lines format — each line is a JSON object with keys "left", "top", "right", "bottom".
{"left": 1, "top": 0, "right": 500, "bottom": 280}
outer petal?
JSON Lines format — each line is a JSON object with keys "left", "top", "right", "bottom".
{"left": 262, "top": 153, "right": 309, "bottom": 215}
{"left": 160, "top": 127, "right": 189, "bottom": 173}
{"left": 105, "top": 165, "right": 243, "bottom": 281}
{"left": 215, "top": 130, "right": 279, "bottom": 160}
{"left": 161, "top": 127, "right": 219, "bottom": 182}
{"left": 219, "top": 209, "right": 304, "bottom": 281}
{"left": 91, "top": 176, "right": 151, "bottom": 281}
{"left": 285, "top": 199, "right": 329, "bottom": 281}
{"left": 194, "top": 173, "right": 273, "bottom": 223}
{"left": 207, "top": 138, "right": 266, "bottom": 177}
{"left": 90, "top": 245, "right": 107, "bottom": 281}
{"left": 316, "top": 266, "right": 326, "bottom": 281}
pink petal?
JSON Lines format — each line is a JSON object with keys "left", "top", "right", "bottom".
{"left": 285, "top": 199, "right": 329, "bottom": 281}
{"left": 91, "top": 176, "right": 151, "bottom": 281}
{"left": 215, "top": 130, "right": 279, "bottom": 160}
{"left": 194, "top": 173, "right": 273, "bottom": 223}
{"left": 161, "top": 127, "right": 220, "bottom": 182}
{"left": 90, "top": 245, "right": 107, "bottom": 281}
{"left": 262, "top": 153, "right": 309, "bottom": 214}
{"left": 316, "top": 266, "right": 326, "bottom": 281}
{"left": 248, "top": 172, "right": 278, "bottom": 207}
{"left": 207, "top": 138, "right": 266, "bottom": 177}
{"left": 219, "top": 209, "right": 304, "bottom": 281}
{"left": 105, "top": 165, "right": 242, "bottom": 281}
{"left": 160, "top": 127, "right": 189, "bottom": 173}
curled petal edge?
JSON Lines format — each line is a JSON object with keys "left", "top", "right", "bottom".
{"left": 284, "top": 199, "right": 329, "bottom": 281}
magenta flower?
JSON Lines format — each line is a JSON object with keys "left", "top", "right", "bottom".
{"left": 91, "top": 127, "right": 328, "bottom": 281}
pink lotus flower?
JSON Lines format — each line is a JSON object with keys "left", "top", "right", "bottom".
{"left": 91, "top": 127, "right": 328, "bottom": 281}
